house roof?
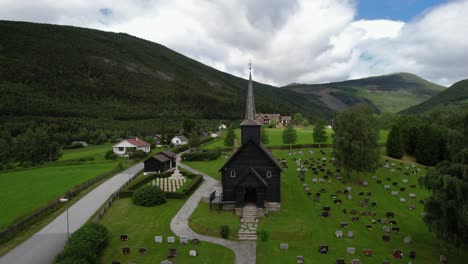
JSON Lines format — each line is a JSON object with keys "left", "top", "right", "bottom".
{"left": 126, "top": 138, "right": 150, "bottom": 147}
{"left": 219, "top": 138, "right": 282, "bottom": 172}
{"left": 161, "top": 150, "right": 176, "bottom": 158}
{"left": 153, "top": 153, "right": 170, "bottom": 162}
{"left": 281, "top": 116, "right": 292, "bottom": 121}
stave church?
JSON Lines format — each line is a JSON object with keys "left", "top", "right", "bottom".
{"left": 220, "top": 64, "right": 282, "bottom": 211}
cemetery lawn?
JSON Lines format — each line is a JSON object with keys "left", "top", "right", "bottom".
{"left": 202, "top": 127, "right": 388, "bottom": 149}
{"left": 0, "top": 163, "right": 117, "bottom": 229}
{"left": 99, "top": 198, "right": 235, "bottom": 264}
{"left": 189, "top": 202, "right": 239, "bottom": 240}
{"left": 190, "top": 148, "right": 468, "bottom": 263}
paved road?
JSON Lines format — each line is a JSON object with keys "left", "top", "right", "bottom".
{"left": 0, "top": 163, "right": 143, "bottom": 264}
{"left": 172, "top": 164, "right": 256, "bottom": 264}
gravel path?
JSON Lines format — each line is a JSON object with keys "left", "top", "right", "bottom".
{"left": 172, "top": 163, "right": 256, "bottom": 264}
{"left": 0, "top": 163, "right": 143, "bottom": 264}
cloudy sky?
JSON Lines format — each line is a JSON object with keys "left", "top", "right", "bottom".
{"left": 1, "top": 0, "right": 467, "bottom": 86}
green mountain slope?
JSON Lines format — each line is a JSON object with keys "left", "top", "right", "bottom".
{"left": 400, "top": 79, "right": 468, "bottom": 114}
{"left": 0, "top": 21, "right": 331, "bottom": 132}
{"left": 284, "top": 73, "right": 446, "bottom": 113}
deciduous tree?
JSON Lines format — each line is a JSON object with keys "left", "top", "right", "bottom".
{"left": 386, "top": 125, "right": 404, "bottom": 159}
{"left": 282, "top": 124, "right": 297, "bottom": 145}
{"left": 313, "top": 118, "right": 327, "bottom": 148}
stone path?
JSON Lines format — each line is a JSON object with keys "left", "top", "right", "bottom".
{"left": 0, "top": 163, "right": 143, "bottom": 264}
{"left": 173, "top": 163, "right": 256, "bottom": 264}
{"left": 238, "top": 205, "right": 258, "bottom": 241}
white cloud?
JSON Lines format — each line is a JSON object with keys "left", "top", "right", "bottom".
{"left": 0, "top": 0, "right": 467, "bottom": 86}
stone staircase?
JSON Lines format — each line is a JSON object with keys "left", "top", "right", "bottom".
{"left": 238, "top": 205, "right": 259, "bottom": 241}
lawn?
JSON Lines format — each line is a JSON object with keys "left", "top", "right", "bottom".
{"left": 202, "top": 127, "right": 388, "bottom": 149}
{"left": 59, "top": 143, "right": 114, "bottom": 163}
{"left": 0, "top": 163, "right": 117, "bottom": 229}
{"left": 183, "top": 155, "right": 229, "bottom": 180}
{"left": 186, "top": 148, "right": 468, "bottom": 263}
{"left": 189, "top": 202, "right": 239, "bottom": 240}
{"left": 99, "top": 198, "right": 235, "bottom": 264}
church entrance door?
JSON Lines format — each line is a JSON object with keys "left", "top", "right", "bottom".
{"left": 244, "top": 186, "right": 257, "bottom": 204}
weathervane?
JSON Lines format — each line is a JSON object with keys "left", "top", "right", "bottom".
{"left": 249, "top": 59, "right": 252, "bottom": 70}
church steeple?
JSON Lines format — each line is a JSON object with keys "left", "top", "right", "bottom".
{"left": 240, "top": 61, "right": 261, "bottom": 145}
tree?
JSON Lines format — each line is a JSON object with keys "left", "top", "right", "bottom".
{"left": 386, "top": 125, "right": 404, "bottom": 159}
{"left": 189, "top": 133, "right": 201, "bottom": 149}
{"left": 14, "top": 127, "right": 61, "bottom": 165}
{"left": 260, "top": 126, "right": 269, "bottom": 144}
{"left": 415, "top": 125, "right": 445, "bottom": 166}
{"left": 292, "top": 113, "right": 305, "bottom": 126}
{"left": 333, "top": 105, "right": 380, "bottom": 179}
{"left": 223, "top": 127, "right": 236, "bottom": 147}
{"left": 376, "top": 112, "right": 396, "bottom": 130}
{"left": 282, "top": 124, "right": 297, "bottom": 145}
{"left": 182, "top": 119, "right": 196, "bottom": 136}
{"left": 313, "top": 118, "right": 327, "bottom": 148}
{"left": 419, "top": 160, "right": 468, "bottom": 247}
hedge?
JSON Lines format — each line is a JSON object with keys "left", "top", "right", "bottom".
{"left": 182, "top": 150, "right": 221, "bottom": 161}
{"left": 127, "top": 171, "right": 172, "bottom": 190}
{"left": 54, "top": 222, "right": 108, "bottom": 264}
{"left": 132, "top": 185, "right": 166, "bottom": 206}
{"left": 182, "top": 174, "right": 203, "bottom": 196}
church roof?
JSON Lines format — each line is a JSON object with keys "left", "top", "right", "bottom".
{"left": 219, "top": 138, "right": 282, "bottom": 172}
{"left": 234, "top": 168, "right": 267, "bottom": 187}
{"left": 241, "top": 63, "right": 261, "bottom": 126}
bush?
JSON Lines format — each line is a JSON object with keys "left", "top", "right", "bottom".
{"left": 55, "top": 222, "right": 108, "bottom": 264}
{"left": 220, "top": 225, "right": 229, "bottom": 239}
{"left": 257, "top": 229, "right": 270, "bottom": 242}
{"left": 182, "top": 150, "right": 221, "bottom": 161}
{"left": 132, "top": 185, "right": 166, "bottom": 206}
{"left": 105, "top": 150, "right": 118, "bottom": 160}
{"left": 129, "top": 150, "right": 147, "bottom": 160}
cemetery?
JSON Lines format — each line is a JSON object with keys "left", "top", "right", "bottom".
{"left": 184, "top": 147, "right": 468, "bottom": 263}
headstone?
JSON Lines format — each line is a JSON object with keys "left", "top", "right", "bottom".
{"left": 403, "top": 179, "right": 408, "bottom": 183}
{"left": 180, "top": 235, "right": 189, "bottom": 244}
{"left": 347, "top": 195, "right": 353, "bottom": 200}
{"left": 409, "top": 204, "right": 416, "bottom": 210}
{"left": 189, "top": 250, "right": 197, "bottom": 256}
{"left": 362, "top": 181, "right": 368, "bottom": 187}
{"left": 335, "top": 230, "right": 343, "bottom": 238}
{"left": 346, "top": 186, "right": 352, "bottom": 191}
{"left": 440, "top": 255, "right": 448, "bottom": 263}
{"left": 386, "top": 212, "right": 394, "bottom": 218}
{"left": 347, "top": 247, "right": 356, "bottom": 254}
{"left": 167, "top": 236, "right": 175, "bottom": 244}
{"left": 347, "top": 230, "right": 353, "bottom": 238}
{"left": 340, "top": 222, "right": 348, "bottom": 228}
{"left": 120, "top": 234, "right": 128, "bottom": 241}
{"left": 160, "top": 260, "right": 172, "bottom": 264}
{"left": 382, "top": 235, "right": 390, "bottom": 241}
{"left": 336, "top": 258, "right": 345, "bottom": 264}
{"left": 318, "top": 245, "right": 329, "bottom": 254}
{"left": 383, "top": 226, "right": 390, "bottom": 233}
{"left": 139, "top": 247, "right": 147, "bottom": 255}
{"left": 297, "top": 256, "right": 304, "bottom": 264}
{"left": 392, "top": 227, "right": 400, "bottom": 233}
{"left": 384, "top": 185, "right": 390, "bottom": 190}
{"left": 351, "top": 259, "right": 361, "bottom": 264}
{"left": 122, "top": 246, "right": 130, "bottom": 255}
{"left": 410, "top": 250, "right": 416, "bottom": 259}
{"left": 400, "top": 198, "right": 406, "bottom": 203}
{"left": 392, "top": 191, "right": 398, "bottom": 196}
{"left": 410, "top": 193, "right": 416, "bottom": 198}
{"left": 155, "top": 236, "right": 163, "bottom": 243}
{"left": 363, "top": 249, "right": 373, "bottom": 256}
{"left": 404, "top": 236, "right": 412, "bottom": 244}
{"left": 280, "top": 243, "right": 289, "bottom": 250}
{"left": 312, "top": 178, "right": 318, "bottom": 183}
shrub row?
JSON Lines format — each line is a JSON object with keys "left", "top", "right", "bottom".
{"left": 182, "top": 150, "right": 221, "bottom": 161}
{"left": 55, "top": 222, "right": 108, "bottom": 264}
{"left": 127, "top": 171, "right": 172, "bottom": 191}
{"left": 182, "top": 174, "right": 203, "bottom": 196}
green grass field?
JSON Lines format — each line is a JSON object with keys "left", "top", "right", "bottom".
{"left": 202, "top": 127, "right": 388, "bottom": 149}
{"left": 358, "top": 90, "right": 431, "bottom": 114}
{"left": 99, "top": 198, "right": 234, "bottom": 264}
{"left": 188, "top": 148, "right": 468, "bottom": 263}
{"left": 0, "top": 143, "right": 126, "bottom": 230}
{"left": 189, "top": 202, "right": 239, "bottom": 240}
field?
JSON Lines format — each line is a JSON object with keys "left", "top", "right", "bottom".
{"left": 188, "top": 148, "right": 468, "bottom": 263}
{"left": 202, "top": 127, "right": 388, "bottom": 149}
{"left": 99, "top": 198, "right": 234, "bottom": 264}
{"left": 0, "top": 143, "right": 124, "bottom": 229}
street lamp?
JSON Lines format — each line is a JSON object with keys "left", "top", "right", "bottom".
{"left": 59, "top": 198, "right": 69, "bottom": 239}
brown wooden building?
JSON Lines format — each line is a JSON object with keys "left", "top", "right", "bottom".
{"left": 220, "top": 65, "right": 282, "bottom": 209}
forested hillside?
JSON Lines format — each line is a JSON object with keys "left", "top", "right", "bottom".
{"left": 0, "top": 20, "right": 331, "bottom": 134}
{"left": 285, "top": 73, "right": 446, "bottom": 113}
{"left": 400, "top": 79, "right": 468, "bottom": 114}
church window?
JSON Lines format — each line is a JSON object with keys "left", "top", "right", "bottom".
{"left": 266, "top": 170, "right": 272, "bottom": 178}
{"left": 230, "top": 170, "right": 236, "bottom": 177}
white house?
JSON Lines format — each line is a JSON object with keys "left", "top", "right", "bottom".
{"left": 171, "top": 135, "right": 188, "bottom": 146}
{"left": 218, "top": 124, "right": 227, "bottom": 131}
{"left": 113, "top": 137, "right": 151, "bottom": 156}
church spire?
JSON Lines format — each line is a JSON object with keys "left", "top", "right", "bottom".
{"left": 245, "top": 61, "right": 256, "bottom": 121}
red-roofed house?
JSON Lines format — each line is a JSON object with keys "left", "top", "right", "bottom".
{"left": 112, "top": 137, "right": 151, "bottom": 156}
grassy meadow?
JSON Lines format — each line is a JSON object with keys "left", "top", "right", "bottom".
{"left": 0, "top": 143, "right": 126, "bottom": 230}
{"left": 187, "top": 148, "right": 468, "bottom": 263}
{"left": 99, "top": 198, "right": 234, "bottom": 264}
{"left": 202, "top": 127, "right": 389, "bottom": 150}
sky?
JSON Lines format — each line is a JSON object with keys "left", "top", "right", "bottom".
{"left": 0, "top": 0, "right": 467, "bottom": 87}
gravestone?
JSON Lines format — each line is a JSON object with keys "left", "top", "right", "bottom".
{"left": 400, "top": 198, "right": 406, "bottom": 203}
{"left": 167, "top": 236, "right": 175, "bottom": 244}
{"left": 347, "top": 230, "right": 353, "bottom": 238}
{"left": 280, "top": 243, "right": 289, "bottom": 250}
{"left": 155, "top": 236, "right": 163, "bottom": 243}
{"left": 180, "top": 236, "right": 189, "bottom": 244}
{"left": 120, "top": 234, "right": 128, "bottom": 241}
{"left": 189, "top": 250, "right": 197, "bottom": 256}
{"left": 347, "top": 247, "right": 355, "bottom": 254}
{"left": 404, "top": 236, "right": 412, "bottom": 244}
{"left": 383, "top": 226, "right": 390, "bottom": 233}
{"left": 392, "top": 191, "right": 398, "bottom": 196}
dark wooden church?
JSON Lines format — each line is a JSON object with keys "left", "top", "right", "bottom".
{"left": 220, "top": 64, "right": 282, "bottom": 209}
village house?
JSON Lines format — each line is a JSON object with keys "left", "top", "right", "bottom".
{"left": 256, "top": 113, "right": 280, "bottom": 127}
{"left": 112, "top": 137, "right": 151, "bottom": 156}
{"left": 171, "top": 135, "right": 188, "bottom": 146}
{"left": 280, "top": 115, "right": 292, "bottom": 127}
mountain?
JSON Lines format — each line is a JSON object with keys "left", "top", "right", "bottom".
{"left": 400, "top": 79, "right": 468, "bottom": 114}
{"left": 284, "top": 73, "right": 446, "bottom": 114}
{"left": 0, "top": 20, "right": 331, "bottom": 133}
